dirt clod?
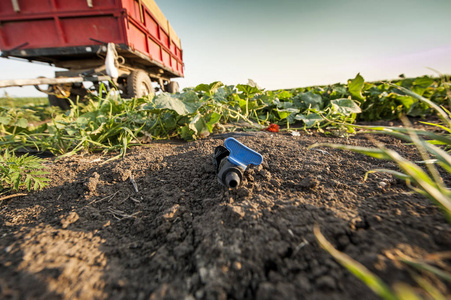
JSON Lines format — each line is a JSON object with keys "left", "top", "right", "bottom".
{"left": 85, "top": 172, "right": 101, "bottom": 193}
{"left": 60, "top": 211, "right": 80, "bottom": 229}
{"left": 299, "top": 176, "right": 319, "bottom": 189}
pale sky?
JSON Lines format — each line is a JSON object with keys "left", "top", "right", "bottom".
{"left": 1, "top": 0, "right": 450, "bottom": 97}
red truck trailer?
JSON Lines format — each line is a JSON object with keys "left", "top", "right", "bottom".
{"left": 0, "top": 0, "right": 184, "bottom": 108}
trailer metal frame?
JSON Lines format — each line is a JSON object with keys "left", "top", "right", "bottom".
{"left": 0, "top": 0, "right": 184, "bottom": 107}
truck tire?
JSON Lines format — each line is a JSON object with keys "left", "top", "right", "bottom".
{"left": 48, "top": 94, "right": 70, "bottom": 110}
{"left": 166, "top": 81, "right": 180, "bottom": 93}
{"left": 128, "top": 70, "right": 154, "bottom": 98}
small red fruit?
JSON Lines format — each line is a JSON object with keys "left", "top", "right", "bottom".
{"left": 262, "top": 124, "right": 279, "bottom": 133}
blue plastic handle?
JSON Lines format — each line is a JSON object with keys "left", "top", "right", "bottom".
{"left": 224, "top": 137, "right": 263, "bottom": 169}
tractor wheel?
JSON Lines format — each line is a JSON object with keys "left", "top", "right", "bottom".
{"left": 127, "top": 70, "right": 154, "bottom": 98}
{"left": 166, "top": 81, "right": 180, "bottom": 94}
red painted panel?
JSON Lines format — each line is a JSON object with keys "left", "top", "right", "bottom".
{"left": 162, "top": 50, "right": 170, "bottom": 67}
{"left": 177, "top": 63, "right": 184, "bottom": 75}
{"left": 144, "top": 12, "right": 159, "bottom": 38}
{"left": 177, "top": 48, "right": 182, "bottom": 60}
{"left": 127, "top": 22, "right": 147, "bottom": 54}
{"left": 130, "top": 0, "right": 142, "bottom": 22}
{"left": 0, "top": 0, "right": 120, "bottom": 14}
{"left": 0, "top": 0, "right": 52, "bottom": 14}
{"left": 120, "top": 0, "right": 134, "bottom": 14}
{"left": 160, "top": 29, "right": 169, "bottom": 48}
{"left": 170, "top": 42, "right": 176, "bottom": 55}
{"left": 1, "top": 19, "right": 58, "bottom": 48}
{"left": 61, "top": 16, "right": 122, "bottom": 46}
{"left": 148, "top": 38, "right": 161, "bottom": 60}
{"left": 0, "top": 1, "right": 14, "bottom": 14}
{"left": 171, "top": 57, "right": 176, "bottom": 69}
{"left": 54, "top": 0, "right": 118, "bottom": 11}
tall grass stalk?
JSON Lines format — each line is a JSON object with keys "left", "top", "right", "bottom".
{"left": 314, "top": 225, "right": 397, "bottom": 300}
{"left": 312, "top": 86, "right": 451, "bottom": 298}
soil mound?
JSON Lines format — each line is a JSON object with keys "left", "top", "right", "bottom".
{"left": 1, "top": 132, "right": 450, "bottom": 299}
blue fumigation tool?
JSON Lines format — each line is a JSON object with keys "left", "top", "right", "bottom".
{"left": 213, "top": 137, "right": 263, "bottom": 188}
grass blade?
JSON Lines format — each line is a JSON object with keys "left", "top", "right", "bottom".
{"left": 392, "top": 85, "right": 451, "bottom": 128}
{"left": 392, "top": 283, "right": 422, "bottom": 300}
{"left": 364, "top": 169, "right": 411, "bottom": 182}
{"left": 313, "top": 142, "right": 451, "bottom": 221}
{"left": 361, "top": 127, "right": 451, "bottom": 145}
{"left": 314, "top": 225, "right": 398, "bottom": 300}
{"left": 412, "top": 274, "right": 448, "bottom": 300}
{"left": 309, "top": 143, "right": 392, "bottom": 160}
{"left": 401, "top": 259, "right": 451, "bottom": 283}
{"left": 419, "top": 121, "right": 451, "bottom": 134}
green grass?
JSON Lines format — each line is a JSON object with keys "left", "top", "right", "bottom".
{"left": 0, "top": 97, "right": 48, "bottom": 108}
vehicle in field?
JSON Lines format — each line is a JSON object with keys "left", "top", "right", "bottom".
{"left": 0, "top": 0, "right": 184, "bottom": 108}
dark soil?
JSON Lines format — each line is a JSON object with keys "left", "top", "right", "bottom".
{"left": 1, "top": 131, "right": 450, "bottom": 299}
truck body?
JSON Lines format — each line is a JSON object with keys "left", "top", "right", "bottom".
{"left": 0, "top": 0, "right": 184, "bottom": 107}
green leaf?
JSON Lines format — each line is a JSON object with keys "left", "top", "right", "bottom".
{"left": 76, "top": 116, "right": 91, "bottom": 127}
{"left": 237, "top": 84, "right": 262, "bottom": 96}
{"left": 0, "top": 151, "right": 50, "bottom": 192}
{"left": 159, "top": 112, "right": 178, "bottom": 131}
{"left": 195, "top": 81, "right": 224, "bottom": 95}
{"left": 412, "top": 76, "right": 434, "bottom": 96}
{"left": 0, "top": 115, "right": 12, "bottom": 125}
{"left": 150, "top": 94, "right": 200, "bottom": 115}
{"left": 14, "top": 118, "right": 28, "bottom": 128}
{"left": 277, "top": 108, "right": 299, "bottom": 120}
{"left": 348, "top": 73, "right": 365, "bottom": 102}
{"left": 275, "top": 100, "right": 296, "bottom": 110}
{"left": 329, "top": 84, "right": 347, "bottom": 98}
{"left": 11, "top": 172, "right": 21, "bottom": 191}
{"left": 178, "top": 90, "right": 200, "bottom": 103}
{"left": 295, "top": 113, "right": 323, "bottom": 127}
{"left": 194, "top": 83, "right": 210, "bottom": 93}
{"left": 179, "top": 125, "right": 194, "bottom": 141}
{"left": 390, "top": 94, "right": 415, "bottom": 110}
{"left": 188, "top": 114, "right": 209, "bottom": 139}
{"left": 276, "top": 90, "right": 293, "bottom": 100}
{"left": 206, "top": 112, "right": 222, "bottom": 132}
{"left": 331, "top": 98, "right": 362, "bottom": 115}
{"left": 407, "top": 102, "right": 428, "bottom": 117}
{"left": 25, "top": 174, "right": 33, "bottom": 191}
{"left": 299, "top": 92, "right": 323, "bottom": 110}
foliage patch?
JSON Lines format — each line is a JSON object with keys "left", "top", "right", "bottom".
{"left": 0, "top": 74, "right": 449, "bottom": 158}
